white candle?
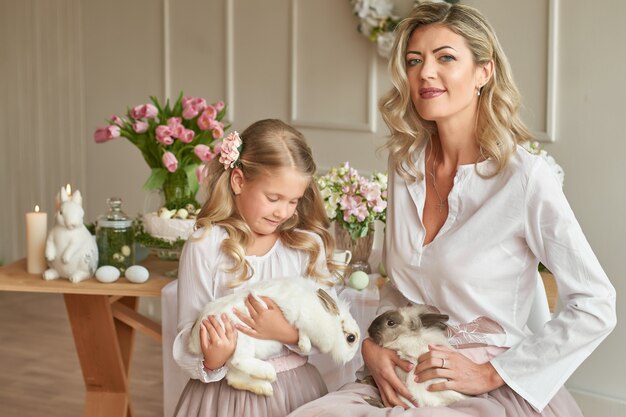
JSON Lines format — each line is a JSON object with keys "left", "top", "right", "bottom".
{"left": 26, "top": 205, "right": 48, "bottom": 274}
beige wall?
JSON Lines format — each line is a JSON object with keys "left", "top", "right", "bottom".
{"left": 1, "top": 0, "right": 624, "bottom": 413}
{"left": 549, "top": 1, "right": 626, "bottom": 408}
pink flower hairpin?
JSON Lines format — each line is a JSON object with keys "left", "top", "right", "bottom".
{"left": 219, "top": 131, "right": 243, "bottom": 170}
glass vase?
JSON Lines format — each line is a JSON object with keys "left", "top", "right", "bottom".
{"left": 162, "top": 174, "right": 194, "bottom": 209}
{"left": 334, "top": 222, "right": 375, "bottom": 274}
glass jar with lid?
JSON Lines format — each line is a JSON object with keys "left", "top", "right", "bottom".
{"left": 96, "top": 197, "right": 135, "bottom": 273}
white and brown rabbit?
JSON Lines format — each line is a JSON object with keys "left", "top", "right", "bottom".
{"left": 368, "top": 305, "right": 468, "bottom": 408}
{"left": 188, "top": 276, "right": 361, "bottom": 396}
{"left": 43, "top": 187, "right": 98, "bottom": 283}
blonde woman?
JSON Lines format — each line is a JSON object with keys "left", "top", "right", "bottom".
{"left": 173, "top": 119, "right": 337, "bottom": 417}
{"left": 289, "top": 3, "right": 615, "bottom": 416}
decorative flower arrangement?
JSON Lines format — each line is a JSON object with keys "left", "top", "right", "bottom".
{"left": 522, "top": 141, "right": 565, "bottom": 186}
{"left": 316, "top": 162, "right": 388, "bottom": 240}
{"left": 94, "top": 92, "right": 230, "bottom": 209}
{"left": 350, "top": 0, "right": 459, "bottom": 58}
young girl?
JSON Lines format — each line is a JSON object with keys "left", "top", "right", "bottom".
{"left": 172, "top": 119, "right": 337, "bottom": 417}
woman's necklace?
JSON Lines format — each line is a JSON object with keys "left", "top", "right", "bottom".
{"left": 429, "top": 145, "right": 447, "bottom": 213}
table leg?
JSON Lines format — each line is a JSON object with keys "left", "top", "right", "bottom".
{"left": 115, "top": 297, "right": 139, "bottom": 417}
{"left": 64, "top": 294, "right": 132, "bottom": 417}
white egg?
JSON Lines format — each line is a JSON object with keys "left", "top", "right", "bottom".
{"left": 95, "top": 265, "right": 121, "bottom": 283}
{"left": 125, "top": 265, "right": 150, "bottom": 284}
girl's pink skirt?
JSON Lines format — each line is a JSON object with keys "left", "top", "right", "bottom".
{"left": 174, "top": 351, "right": 327, "bottom": 417}
{"left": 287, "top": 346, "right": 583, "bottom": 417}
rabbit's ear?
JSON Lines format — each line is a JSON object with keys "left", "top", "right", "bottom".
{"left": 72, "top": 190, "right": 83, "bottom": 206}
{"left": 420, "top": 313, "right": 449, "bottom": 331}
{"left": 60, "top": 186, "right": 69, "bottom": 203}
{"left": 55, "top": 192, "right": 61, "bottom": 209}
{"left": 317, "top": 289, "right": 339, "bottom": 316}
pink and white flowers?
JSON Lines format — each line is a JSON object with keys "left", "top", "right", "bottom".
{"left": 218, "top": 131, "right": 242, "bottom": 170}
{"left": 317, "top": 162, "right": 387, "bottom": 239}
{"left": 93, "top": 92, "right": 230, "bottom": 204}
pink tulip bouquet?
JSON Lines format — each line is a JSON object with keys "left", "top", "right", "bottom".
{"left": 316, "top": 162, "right": 387, "bottom": 240}
{"left": 94, "top": 92, "right": 229, "bottom": 208}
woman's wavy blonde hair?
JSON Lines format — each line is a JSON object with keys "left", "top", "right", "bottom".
{"left": 195, "top": 119, "right": 335, "bottom": 287}
{"left": 380, "top": 2, "right": 532, "bottom": 181}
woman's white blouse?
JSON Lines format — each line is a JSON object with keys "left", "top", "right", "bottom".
{"left": 173, "top": 226, "right": 329, "bottom": 383}
{"left": 381, "top": 145, "right": 616, "bottom": 411}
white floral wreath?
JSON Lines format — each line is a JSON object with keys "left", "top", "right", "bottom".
{"left": 350, "top": 0, "right": 458, "bottom": 58}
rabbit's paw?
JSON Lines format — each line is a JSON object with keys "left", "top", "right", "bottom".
{"left": 43, "top": 269, "right": 59, "bottom": 281}
{"left": 227, "top": 373, "right": 274, "bottom": 396}
{"left": 69, "top": 270, "right": 91, "bottom": 283}
{"left": 45, "top": 247, "right": 56, "bottom": 262}
{"left": 230, "top": 358, "right": 276, "bottom": 382}
{"left": 62, "top": 252, "right": 72, "bottom": 264}
{"left": 298, "top": 334, "right": 312, "bottom": 353}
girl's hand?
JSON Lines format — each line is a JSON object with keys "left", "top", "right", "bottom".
{"left": 414, "top": 344, "right": 505, "bottom": 395}
{"left": 233, "top": 295, "right": 299, "bottom": 345}
{"left": 362, "top": 338, "right": 418, "bottom": 409}
{"left": 200, "top": 313, "right": 238, "bottom": 370}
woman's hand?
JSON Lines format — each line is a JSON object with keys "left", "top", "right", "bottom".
{"left": 414, "top": 344, "right": 505, "bottom": 395}
{"left": 200, "top": 313, "right": 238, "bottom": 370}
{"left": 362, "top": 338, "right": 418, "bottom": 408}
{"left": 233, "top": 294, "right": 299, "bottom": 345}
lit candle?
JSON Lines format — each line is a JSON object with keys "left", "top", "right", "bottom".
{"left": 26, "top": 205, "right": 48, "bottom": 274}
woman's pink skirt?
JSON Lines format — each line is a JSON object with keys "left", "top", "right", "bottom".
{"left": 174, "top": 353, "right": 327, "bottom": 417}
{"left": 287, "top": 347, "right": 583, "bottom": 417}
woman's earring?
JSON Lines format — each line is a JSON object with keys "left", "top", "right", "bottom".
{"left": 476, "top": 86, "right": 481, "bottom": 96}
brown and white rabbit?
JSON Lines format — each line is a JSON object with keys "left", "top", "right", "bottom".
{"left": 368, "top": 305, "right": 468, "bottom": 408}
{"left": 188, "top": 276, "right": 361, "bottom": 396}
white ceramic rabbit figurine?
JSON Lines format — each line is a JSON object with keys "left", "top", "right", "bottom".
{"left": 43, "top": 187, "right": 98, "bottom": 283}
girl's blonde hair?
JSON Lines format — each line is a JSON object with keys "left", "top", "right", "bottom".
{"left": 196, "top": 119, "right": 335, "bottom": 287}
{"left": 380, "top": 2, "right": 533, "bottom": 181}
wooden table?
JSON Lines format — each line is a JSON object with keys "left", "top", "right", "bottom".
{"left": 0, "top": 256, "right": 177, "bottom": 417}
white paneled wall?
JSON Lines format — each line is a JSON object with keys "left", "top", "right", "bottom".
{"left": 0, "top": 0, "right": 86, "bottom": 263}
{"left": 291, "top": 0, "right": 378, "bottom": 132}
{"left": 81, "top": 0, "right": 391, "bottom": 222}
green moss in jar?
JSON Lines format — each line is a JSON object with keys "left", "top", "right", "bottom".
{"left": 96, "top": 197, "right": 135, "bottom": 273}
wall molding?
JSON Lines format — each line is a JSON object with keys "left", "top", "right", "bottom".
{"left": 224, "top": 0, "right": 235, "bottom": 121}
{"left": 163, "top": 0, "right": 235, "bottom": 122}
{"left": 289, "top": 0, "right": 377, "bottom": 133}
{"left": 163, "top": 0, "right": 170, "bottom": 99}
{"left": 538, "top": 0, "right": 558, "bottom": 142}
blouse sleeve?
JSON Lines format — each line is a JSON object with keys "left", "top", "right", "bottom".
{"left": 172, "top": 230, "right": 227, "bottom": 383}
{"left": 489, "top": 158, "right": 616, "bottom": 411}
